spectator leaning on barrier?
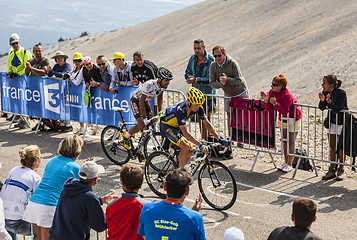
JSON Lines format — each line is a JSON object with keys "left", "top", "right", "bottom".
{"left": 131, "top": 51, "right": 158, "bottom": 84}
{"left": 319, "top": 75, "right": 348, "bottom": 181}
{"left": 23, "top": 135, "right": 84, "bottom": 240}
{"left": 46, "top": 51, "right": 71, "bottom": 78}
{"left": 109, "top": 52, "right": 135, "bottom": 94}
{"left": 261, "top": 74, "right": 302, "bottom": 173}
{"left": 49, "top": 161, "right": 118, "bottom": 240}
{"left": 7, "top": 33, "right": 32, "bottom": 78}
{"left": 66, "top": 52, "right": 84, "bottom": 86}
{"left": 25, "top": 44, "right": 49, "bottom": 76}
{"left": 90, "top": 55, "right": 113, "bottom": 92}
{"left": 47, "top": 51, "right": 73, "bottom": 132}
{"left": 185, "top": 39, "right": 216, "bottom": 140}
{"left": 0, "top": 145, "right": 42, "bottom": 240}
{"left": 106, "top": 163, "right": 148, "bottom": 240}
{"left": 209, "top": 45, "right": 249, "bottom": 138}
{"left": 268, "top": 197, "right": 322, "bottom": 240}
{"left": 139, "top": 168, "right": 205, "bottom": 240}
{"left": 82, "top": 56, "right": 103, "bottom": 88}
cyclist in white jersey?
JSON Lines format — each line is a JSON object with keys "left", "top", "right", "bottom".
{"left": 122, "top": 67, "right": 173, "bottom": 149}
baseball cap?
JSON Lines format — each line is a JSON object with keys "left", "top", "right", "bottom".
{"left": 9, "top": 33, "right": 20, "bottom": 44}
{"left": 79, "top": 161, "right": 105, "bottom": 180}
{"left": 224, "top": 227, "right": 244, "bottom": 240}
{"left": 83, "top": 56, "right": 92, "bottom": 65}
{"left": 110, "top": 52, "right": 125, "bottom": 60}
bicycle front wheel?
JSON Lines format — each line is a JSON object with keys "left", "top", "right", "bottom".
{"left": 144, "top": 151, "right": 178, "bottom": 198}
{"left": 101, "top": 125, "right": 130, "bottom": 165}
{"left": 143, "top": 131, "right": 165, "bottom": 159}
{"left": 198, "top": 160, "right": 237, "bottom": 210}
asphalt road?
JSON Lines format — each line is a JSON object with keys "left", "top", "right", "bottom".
{"left": 1, "top": 118, "right": 356, "bottom": 240}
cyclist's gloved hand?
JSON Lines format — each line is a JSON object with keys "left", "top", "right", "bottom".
{"left": 219, "top": 137, "right": 231, "bottom": 147}
{"left": 143, "top": 118, "right": 150, "bottom": 126}
{"left": 199, "top": 144, "right": 210, "bottom": 153}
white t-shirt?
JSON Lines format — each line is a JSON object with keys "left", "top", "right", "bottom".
{"left": 0, "top": 166, "right": 41, "bottom": 220}
{"left": 110, "top": 61, "right": 133, "bottom": 88}
{"left": 68, "top": 66, "right": 84, "bottom": 86}
{"left": 132, "top": 79, "right": 163, "bottom": 101}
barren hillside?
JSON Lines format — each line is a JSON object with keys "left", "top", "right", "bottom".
{"left": 2, "top": 0, "right": 357, "bottom": 107}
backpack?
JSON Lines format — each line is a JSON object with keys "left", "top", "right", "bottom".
{"left": 292, "top": 148, "right": 313, "bottom": 171}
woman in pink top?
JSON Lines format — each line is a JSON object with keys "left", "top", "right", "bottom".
{"left": 261, "top": 74, "right": 302, "bottom": 172}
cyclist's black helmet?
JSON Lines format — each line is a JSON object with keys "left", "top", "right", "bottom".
{"left": 157, "top": 67, "right": 173, "bottom": 80}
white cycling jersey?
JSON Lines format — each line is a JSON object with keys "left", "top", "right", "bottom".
{"left": 132, "top": 79, "right": 163, "bottom": 101}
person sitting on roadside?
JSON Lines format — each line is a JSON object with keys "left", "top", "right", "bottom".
{"left": 89, "top": 55, "right": 113, "bottom": 92}
{"left": 7, "top": 33, "right": 32, "bottom": 78}
{"left": 261, "top": 74, "right": 302, "bottom": 173}
{"left": 109, "top": 52, "right": 135, "bottom": 94}
{"left": 138, "top": 168, "right": 205, "bottom": 240}
{"left": 121, "top": 67, "right": 173, "bottom": 161}
{"left": 49, "top": 161, "right": 118, "bottom": 240}
{"left": 268, "top": 197, "right": 322, "bottom": 240}
{"left": 25, "top": 44, "right": 49, "bottom": 76}
{"left": 131, "top": 51, "right": 158, "bottom": 84}
{"left": 106, "top": 163, "right": 148, "bottom": 240}
{"left": 319, "top": 75, "right": 348, "bottom": 181}
{"left": 0, "top": 145, "right": 42, "bottom": 240}
{"left": 159, "top": 87, "right": 230, "bottom": 168}
{"left": 22, "top": 135, "right": 84, "bottom": 240}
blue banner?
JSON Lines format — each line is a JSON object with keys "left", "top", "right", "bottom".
{"left": 0, "top": 72, "right": 139, "bottom": 125}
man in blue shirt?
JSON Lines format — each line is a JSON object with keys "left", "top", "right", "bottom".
{"left": 139, "top": 168, "right": 206, "bottom": 240}
{"left": 185, "top": 39, "right": 215, "bottom": 140}
{"left": 90, "top": 55, "right": 113, "bottom": 92}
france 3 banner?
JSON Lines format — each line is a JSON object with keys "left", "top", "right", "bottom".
{"left": 230, "top": 98, "right": 276, "bottom": 149}
{"left": 0, "top": 72, "right": 138, "bottom": 125}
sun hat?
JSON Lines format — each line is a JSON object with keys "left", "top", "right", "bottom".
{"left": 73, "top": 52, "right": 83, "bottom": 60}
{"left": 52, "top": 51, "right": 68, "bottom": 59}
{"left": 224, "top": 227, "right": 245, "bottom": 240}
{"left": 110, "top": 52, "right": 125, "bottom": 60}
{"left": 9, "top": 33, "right": 20, "bottom": 44}
{"left": 79, "top": 161, "right": 105, "bottom": 180}
{"left": 83, "top": 56, "right": 92, "bottom": 65}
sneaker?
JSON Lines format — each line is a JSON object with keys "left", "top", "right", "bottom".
{"left": 277, "top": 163, "right": 287, "bottom": 171}
{"left": 16, "top": 119, "right": 29, "bottom": 129}
{"left": 282, "top": 164, "right": 292, "bottom": 173}
{"left": 75, "top": 128, "right": 85, "bottom": 135}
{"left": 62, "top": 126, "right": 73, "bottom": 133}
{"left": 335, "top": 167, "right": 344, "bottom": 181}
{"left": 122, "top": 131, "right": 132, "bottom": 150}
{"left": 89, "top": 126, "right": 98, "bottom": 135}
{"left": 322, "top": 166, "right": 336, "bottom": 180}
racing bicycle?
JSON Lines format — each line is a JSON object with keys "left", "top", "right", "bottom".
{"left": 101, "top": 107, "right": 164, "bottom": 165}
{"left": 144, "top": 140, "right": 237, "bottom": 210}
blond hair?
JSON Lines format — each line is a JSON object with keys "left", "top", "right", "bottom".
{"left": 19, "top": 145, "right": 40, "bottom": 168}
{"left": 58, "top": 135, "right": 83, "bottom": 159}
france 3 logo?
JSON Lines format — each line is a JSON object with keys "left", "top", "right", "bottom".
{"left": 44, "top": 83, "right": 61, "bottom": 114}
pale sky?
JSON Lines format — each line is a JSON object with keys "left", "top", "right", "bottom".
{"left": 0, "top": 0, "right": 205, "bottom": 53}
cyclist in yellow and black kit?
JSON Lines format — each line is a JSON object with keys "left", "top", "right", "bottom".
{"left": 160, "top": 87, "right": 230, "bottom": 167}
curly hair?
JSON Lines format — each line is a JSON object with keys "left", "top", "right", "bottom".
{"left": 273, "top": 74, "right": 288, "bottom": 89}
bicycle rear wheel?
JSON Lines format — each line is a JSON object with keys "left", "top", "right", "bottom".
{"left": 143, "top": 131, "right": 165, "bottom": 159}
{"left": 144, "top": 151, "right": 178, "bottom": 198}
{"left": 198, "top": 160, "right": 237, "bottom": 210}
{"left": 101, "top": 125, "right": 130, "bottom": 165}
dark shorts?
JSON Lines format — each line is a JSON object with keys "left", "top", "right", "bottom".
{"left": 202, "top": 98, "right": 216, "bottom": 113}
{"left": 130, "top": 97, "right": 152, "bottom": 119}
{"left": 160, "top": 122, "right": 185, "bottom": 146}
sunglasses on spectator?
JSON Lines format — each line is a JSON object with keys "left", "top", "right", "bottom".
{"left": 271, "top": 82, "right": 279, "bottom": 87}
{"left": 213, "top": 54, "right": 222, "bottom": 58}
{"left": 97, "top": 63, "right": 106, "bottom": 66}
{"left": 11, "top": 42, "right": 19, "bottom": 46}
{"left": 73, "top": 59, "right": 82, "bottom": 62}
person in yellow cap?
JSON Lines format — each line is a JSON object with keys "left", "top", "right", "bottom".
{"left": 66, "top": 52, "right": 84, "bottom": 85}
{"left": 109, "top": 52, "right": 135, "bottom": 94}
{"left": 7, "top": 33, "right": 33, "bottom": 78}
